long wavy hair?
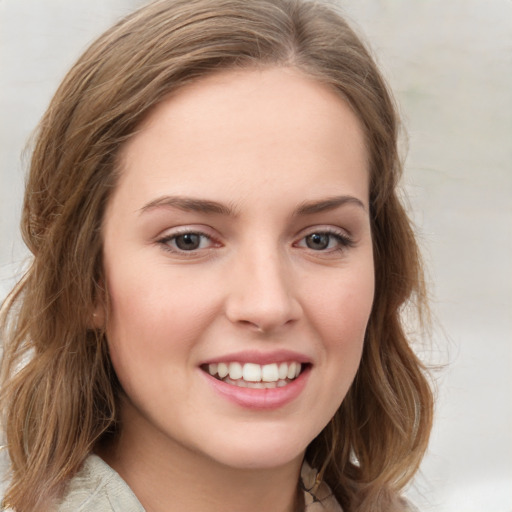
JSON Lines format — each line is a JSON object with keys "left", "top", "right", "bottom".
{"left": 0, "top": 0, "right": 433, "bottom": 510}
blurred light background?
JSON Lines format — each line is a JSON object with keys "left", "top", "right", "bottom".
{"left": 1, "top": 1, "right": 511, "bottom": 510}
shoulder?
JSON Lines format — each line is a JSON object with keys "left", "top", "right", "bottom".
{"left": 301, "top": 462, "right": 343, "bottom": 512}
{"left": 301, "top": 462, "right": 418, "bottom": 512}
{"left": 55, "top": 454, "right": 144, "bottom": 512}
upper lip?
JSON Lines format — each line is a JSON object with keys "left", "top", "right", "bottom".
{"left": 200, "top": 349, "right": 312, "bottom": 366}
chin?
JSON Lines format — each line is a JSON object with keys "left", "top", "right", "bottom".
{"left": 199, "top": 424, "right": 314, "bottom": 470}
{"left": 213, "top": 448, "right": 304, "bottom": 471}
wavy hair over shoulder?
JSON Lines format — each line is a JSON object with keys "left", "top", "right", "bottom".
{"left": 0, "top": 0, "right": 433, "bottom": 510}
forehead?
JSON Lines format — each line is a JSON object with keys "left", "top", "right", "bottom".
{"left": 113, "top": 66, "right": 369, "bottom": 210}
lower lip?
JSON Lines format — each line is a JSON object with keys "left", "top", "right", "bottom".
{"left": 202, "top": 367, "right": 311, "bottom": 410}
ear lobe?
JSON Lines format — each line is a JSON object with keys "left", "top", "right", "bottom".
{"left": 91, "top": 306, "right": 106, "bottom": 329}
{"left": 90, "top": 278, "right": 107, "bottom": 329}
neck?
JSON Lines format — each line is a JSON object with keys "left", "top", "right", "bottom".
{"left": 100, "top": 401, "right": 305, "bottom": 512}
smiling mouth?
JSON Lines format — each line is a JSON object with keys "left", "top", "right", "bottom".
{"left": 201, "top": 361, "right": 306, "bottom": 389}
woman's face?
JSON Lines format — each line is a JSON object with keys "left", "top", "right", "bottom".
{"left": 101, "top": 67, "right": 374, "bottom": 470}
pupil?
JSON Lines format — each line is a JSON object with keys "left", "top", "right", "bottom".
{"left": 307, "top": 233, "right": 329, "bottom": 250}
{"left": 176, "top": 233, "right": 200, "bottom": 250}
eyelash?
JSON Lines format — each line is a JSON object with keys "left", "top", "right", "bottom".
{"left": 157, "top": 229, "right": 217, "bottom": 255}
{"left": 294, "top": 229, "right": 355, "bottom": 253}
{"left": 156, "top": 228, "right": 354, "bottom": 256}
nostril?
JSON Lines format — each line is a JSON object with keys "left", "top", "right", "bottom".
{"left": 243, "top": 320, "right": 265, "bottom": 333}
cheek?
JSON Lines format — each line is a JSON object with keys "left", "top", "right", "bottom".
{"left": 307, "top": 263, "right": 375, "bottom": 342}
{"left": 294, "top": 263, "right": 374, "bottom": 436}
{"left": 303, "top": 259, "right": 374, "bottom": 401}
{"left": 103, "top": 263, "right": 217, "bottom": 380}
{"left": 107, "top": 258, "right": 214, "bottom": 328}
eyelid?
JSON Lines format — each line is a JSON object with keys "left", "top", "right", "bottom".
{"left": 156, "top": 225, "right": 222, "bottom": 255}
{"left": 294, "top": 226, "right": 355, "bottom": 251}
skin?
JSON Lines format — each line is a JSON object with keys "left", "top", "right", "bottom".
{"left": 98, "top": 67, "right": 374, "bottom": 512}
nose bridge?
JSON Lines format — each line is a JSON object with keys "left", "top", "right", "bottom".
{"left": 225, "top": 238, "right": 301, "bottom": 332}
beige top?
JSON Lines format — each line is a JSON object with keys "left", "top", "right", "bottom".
{"left": 55, "top": 454, "right": 343, "bottom": 511}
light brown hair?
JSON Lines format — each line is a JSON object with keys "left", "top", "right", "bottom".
{"left": 0, "top": 0, "right": 433, "bottom": 510}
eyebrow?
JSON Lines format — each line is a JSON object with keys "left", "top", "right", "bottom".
{"left": 140, "top": 196, "right": 236, "bottom": 216}
{"left": 295, "top": 195, "right": 367, "bottom": 215}
{"left": 139, "top": 194, "right": 366, "bottom": 217}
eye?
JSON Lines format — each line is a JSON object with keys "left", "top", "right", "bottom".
{"left": 296, "top": 230, "right": 354, "bottom": 252}
{"left": 157, "top": 231, "right": 215, "bottom": 253}
{"left": 305, "top": 233, "right": 332, "bottom": 250}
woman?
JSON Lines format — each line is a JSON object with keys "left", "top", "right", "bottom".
{"left": 0, "top": 0, "right": 433, "bottom": 510}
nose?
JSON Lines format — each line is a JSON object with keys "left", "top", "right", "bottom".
{"left": 224, "top": 246, "right": 302, "bottom": 334}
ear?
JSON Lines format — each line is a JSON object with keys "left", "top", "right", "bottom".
{"left": 90, "top": 279, "right": 107, "bottom": 329}
{"left": 91, "top": 305, "right": 106, "bottom": 329}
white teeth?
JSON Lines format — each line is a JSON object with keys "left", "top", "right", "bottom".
{"left": 206, "top": 361, "right": 304, "bottom": 385}
{"left": 228, "top": 362, "right": 243, "bottom": 380}
{"left": 287, "top": 362, "right": 297, "bottom": 379}
{"left": 246, "top": 381, "right": 265, "bottom": 389}
{"left": 243, "top": 363, "right": 261, "bottom": 382}
{"left": 223, "top": 377, "right": 289, "bottom": 389}
{"left": 261, "top": 363, "right": 279, "bottom": 382}
{"left": 218, "top": 362, "right": 229, "bottom": 379}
